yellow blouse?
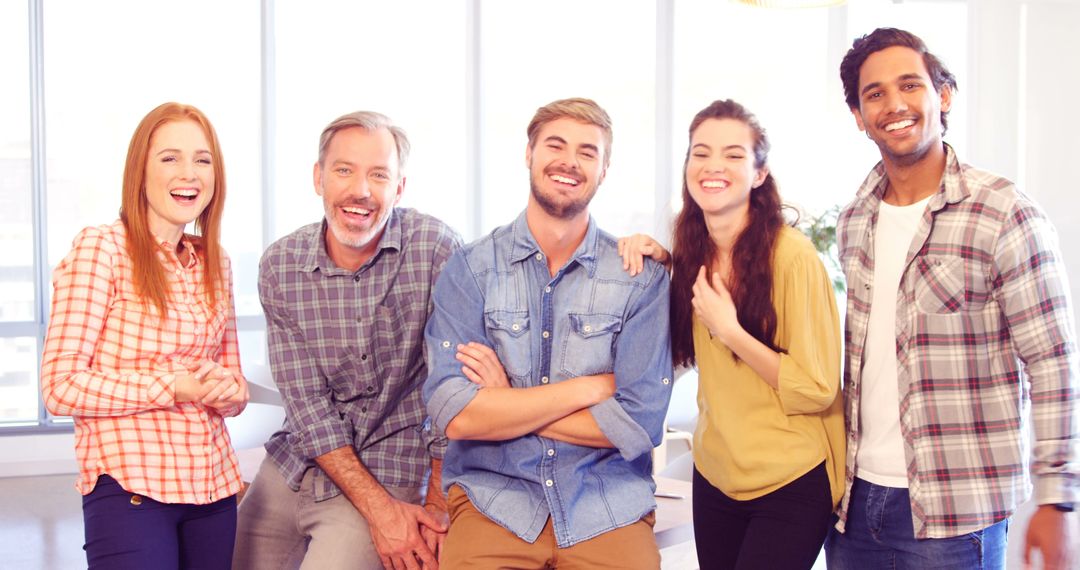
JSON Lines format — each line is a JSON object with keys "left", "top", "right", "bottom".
{"left": 692, "top": 226, "right": 845, "bottom": 507}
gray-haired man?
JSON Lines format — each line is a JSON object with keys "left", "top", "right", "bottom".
{"left": 234, "top": 111, "right": 461, "bottom": 570}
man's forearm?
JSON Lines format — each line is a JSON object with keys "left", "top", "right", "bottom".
{"left": 535, "top": 408, "right": 614, "bottom": 448}
{"left": 445, "top": 375, "right": 612, "bottom": 441}
{"left": 314, "top": 445, "right": 392, "bottom": 520}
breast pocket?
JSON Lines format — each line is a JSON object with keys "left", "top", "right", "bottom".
{"left": 484, "top": 310, "right": 532, "bottom": 381}
{"left": 560, "top": 313, "right": 622, "bottom": 377}
{"left": 913, "top": 256, "right": 975, "bottom": 314}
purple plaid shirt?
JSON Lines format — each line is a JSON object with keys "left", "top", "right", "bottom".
{"left": 836, "top": 145, "right": 1079, "bottom": 539}
{"left": 259, "top": 208, "right": 461, "bottom": 501}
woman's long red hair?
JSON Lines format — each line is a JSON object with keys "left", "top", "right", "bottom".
{"left": 119, "top": 102, "right": 226, "bottom": 316}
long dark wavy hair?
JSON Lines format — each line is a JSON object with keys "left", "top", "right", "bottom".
{"left": 670, "top": 99, "right": 789, "bottom": 368}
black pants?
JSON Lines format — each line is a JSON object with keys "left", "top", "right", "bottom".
{"left": 692, "top": 462, "right": 832, "bottom": 570}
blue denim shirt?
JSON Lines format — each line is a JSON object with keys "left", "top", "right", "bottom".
{"left": 423, "top": 211, "right": 673, "bottom": 548}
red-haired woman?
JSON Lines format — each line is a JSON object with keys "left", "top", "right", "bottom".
{"left": 41, "top": 102, "right": 249, "bottom": 569}
{"left": 620, "top": 99, "right": 844, "bottom": 569}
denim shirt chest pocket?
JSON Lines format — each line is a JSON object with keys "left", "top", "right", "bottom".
{"left": 484, "top": 309, "right": 532, "bottom": 382}
{"left": 560, "top": 312, "right": 622, "bottom": 377}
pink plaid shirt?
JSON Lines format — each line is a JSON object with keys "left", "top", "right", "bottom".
{"left": 41, "top": 220, "right": 243, "bottom": 504}
{"left": 836, "top": 145, "right": 1078, "bottom": 539}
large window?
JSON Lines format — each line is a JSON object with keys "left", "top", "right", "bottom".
{"left": 17, "top": 0, "right": 1078, "bottom": 440}
{"left": 479, "top": 1, "right": 657, "bottom": 237}
{"left": 42, "top": 1, "right": 263, "bottom": 317}
{"left": 0, "top": 0, "right": 37, "bottom": 424}
{"left": 273, "top": 1, "right": 469, "bottom": 240}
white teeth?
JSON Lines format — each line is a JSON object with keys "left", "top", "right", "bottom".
{"left": 342, "top": 206, "right": 371, "bottom": 215}
{"left": 701, "top": 181, "right": 727, "bottom": 189}
{"left": 885, "top": 119, "right": 915, "bottom": 132}
{"left": 550, "top": 175, "right": 579, "bottom": 185}
{"left": 171, "top": 189, "right": 197, "bottom": 197}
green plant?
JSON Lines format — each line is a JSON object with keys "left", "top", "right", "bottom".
{"left": 796, "top": 205, "right": 845, "bottom": 293}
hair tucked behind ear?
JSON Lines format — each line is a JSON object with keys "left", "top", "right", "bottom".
{"left": 670, "top": 99, "right": 788, "bottom": 368}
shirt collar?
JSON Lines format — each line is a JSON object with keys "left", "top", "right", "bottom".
{"left": 299, "top": 209, "right": 403, "bottom": 274}
{"left": 155, "top": 234, "right": 198, "bottom": 269}
{"left": 507, "top": 210, "right": 600, "bottom": 276}
{"left": 854, "top": 143, "right": 969, "bottom": 214}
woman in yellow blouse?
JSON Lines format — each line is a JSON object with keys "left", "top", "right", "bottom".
{"left": 620, "top": 99, "right": 844, "bottom": 569}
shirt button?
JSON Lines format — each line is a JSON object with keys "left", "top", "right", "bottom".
{"left": 545, "top": 479, "right": 553, "bottom": 487}
{"left": 354, "top": 275, "right": 361, "bottom": 282}
{"left": 366, "top": 386, "right": 375, "bottom": 393}
{"left": 541, "top": 376, "right": 549, "bottom": 384}
{"left": 535, "top": 253, "right": 543, "bottom": 261}
{"left": 511, "top": 323, "right": 520, "bottom": 331}
{"left": 544, "top": 286, "right": 552, "bottom": 293}
{"left": 583, "top": 325, "right": 592, "bottom": 333}
{"left": 547, "top": 449, "right": 555, "bottom": 456}
{"left": 361, "top": 354, "right": 368, "bottom": 361}
{"left": 542, "top": 331, "right": 550, "bottom": 339}
{"left": 361, "top": 406, "right": 368, "bottom": 413}
{"left": 442, "top": 341, "right": 451, "bottom": 348}
{"left": 130, "top": 495, "right": 143, "bottom": 506}
{"left": 662, "top": 377, "right": 670, "bottom": 385}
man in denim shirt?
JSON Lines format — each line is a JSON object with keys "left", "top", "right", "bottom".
{"left": 423, "top": 98, "right": 673, "bottom": 568}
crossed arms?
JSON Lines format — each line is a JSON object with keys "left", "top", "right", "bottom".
{"left": 422, "top": 251, "right": 673, "bottom": 462}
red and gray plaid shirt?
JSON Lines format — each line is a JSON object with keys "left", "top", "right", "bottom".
{"left": 836, "top": 145, "right": 1078, "bottom": 539}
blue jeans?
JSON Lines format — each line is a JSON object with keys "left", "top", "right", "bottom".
{"left": 825, "top": 478, "right": 1008, "bottom": 570}
{"left": 83, "top": 474, "right": 237, "bottom": 569}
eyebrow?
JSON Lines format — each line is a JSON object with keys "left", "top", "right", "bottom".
{"left": 691, "top": 143, "right": 748, "bottom": 152}
{"left": 155, "top": 148, "right": 212, "bottom": 156}
{"left": 544, "top": 135, "right": 600, "bottom": 155}
{"left": 860, "top": 73, "right": 926, "bottom": 96}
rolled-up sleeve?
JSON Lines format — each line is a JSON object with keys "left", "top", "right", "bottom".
{"left": 259, "top": 257, "right": 353, "bottom": 460}
{"left": 423, "top": 252, "right": 489, "bottom": 434}
{"left": 590, "top": 261, "right": 674, "bottom": 461}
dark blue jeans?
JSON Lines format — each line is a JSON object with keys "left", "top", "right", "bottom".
{"left": 825, "top": 478, "right": 1008, "bottom": 570}
{"left": 82, "top": 474, "right": 237, "bottom": 570}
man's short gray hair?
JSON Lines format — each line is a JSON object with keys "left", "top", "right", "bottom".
{"left": 317, "top": 111, "right": 410, "bottom": 175}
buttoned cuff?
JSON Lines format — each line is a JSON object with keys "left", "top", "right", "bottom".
{"left": 149, "top": 373, "right": 176, "bottom": 408}
{"left": 1034, "top": 472, "right": 1080, "bottom": 506}
{"left": 590, "top": 397, "right": 654, "bottom": 462}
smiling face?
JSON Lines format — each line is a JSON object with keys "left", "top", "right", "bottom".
{"left": 525, "top": 117, "right": 608, "bottom": 220}
{"left": 853, "top": 45, "right": 952, "bottom": 168}
{"left": 685, "top": 118, "right": 768, "bottom": 220}
{"left": 143, "top": 120, "right": 215, "bottom": 243}
{"left": 314, "top": 126, "right": 403, "bottom": 266}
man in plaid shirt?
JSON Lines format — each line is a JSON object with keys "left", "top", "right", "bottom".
{"left": 824, "top": 28, "right": 1078, "bottom": 569}
{"left": 233, "top": 111, "right": 461, "bottom": 570}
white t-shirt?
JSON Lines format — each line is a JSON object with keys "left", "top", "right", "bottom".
{"left": 856, "top": 195, "right": 932, "bottom": 488}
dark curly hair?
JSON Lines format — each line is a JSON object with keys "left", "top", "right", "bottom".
{"left": 840, "top": 27, "right": 958, "bottom": 133}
